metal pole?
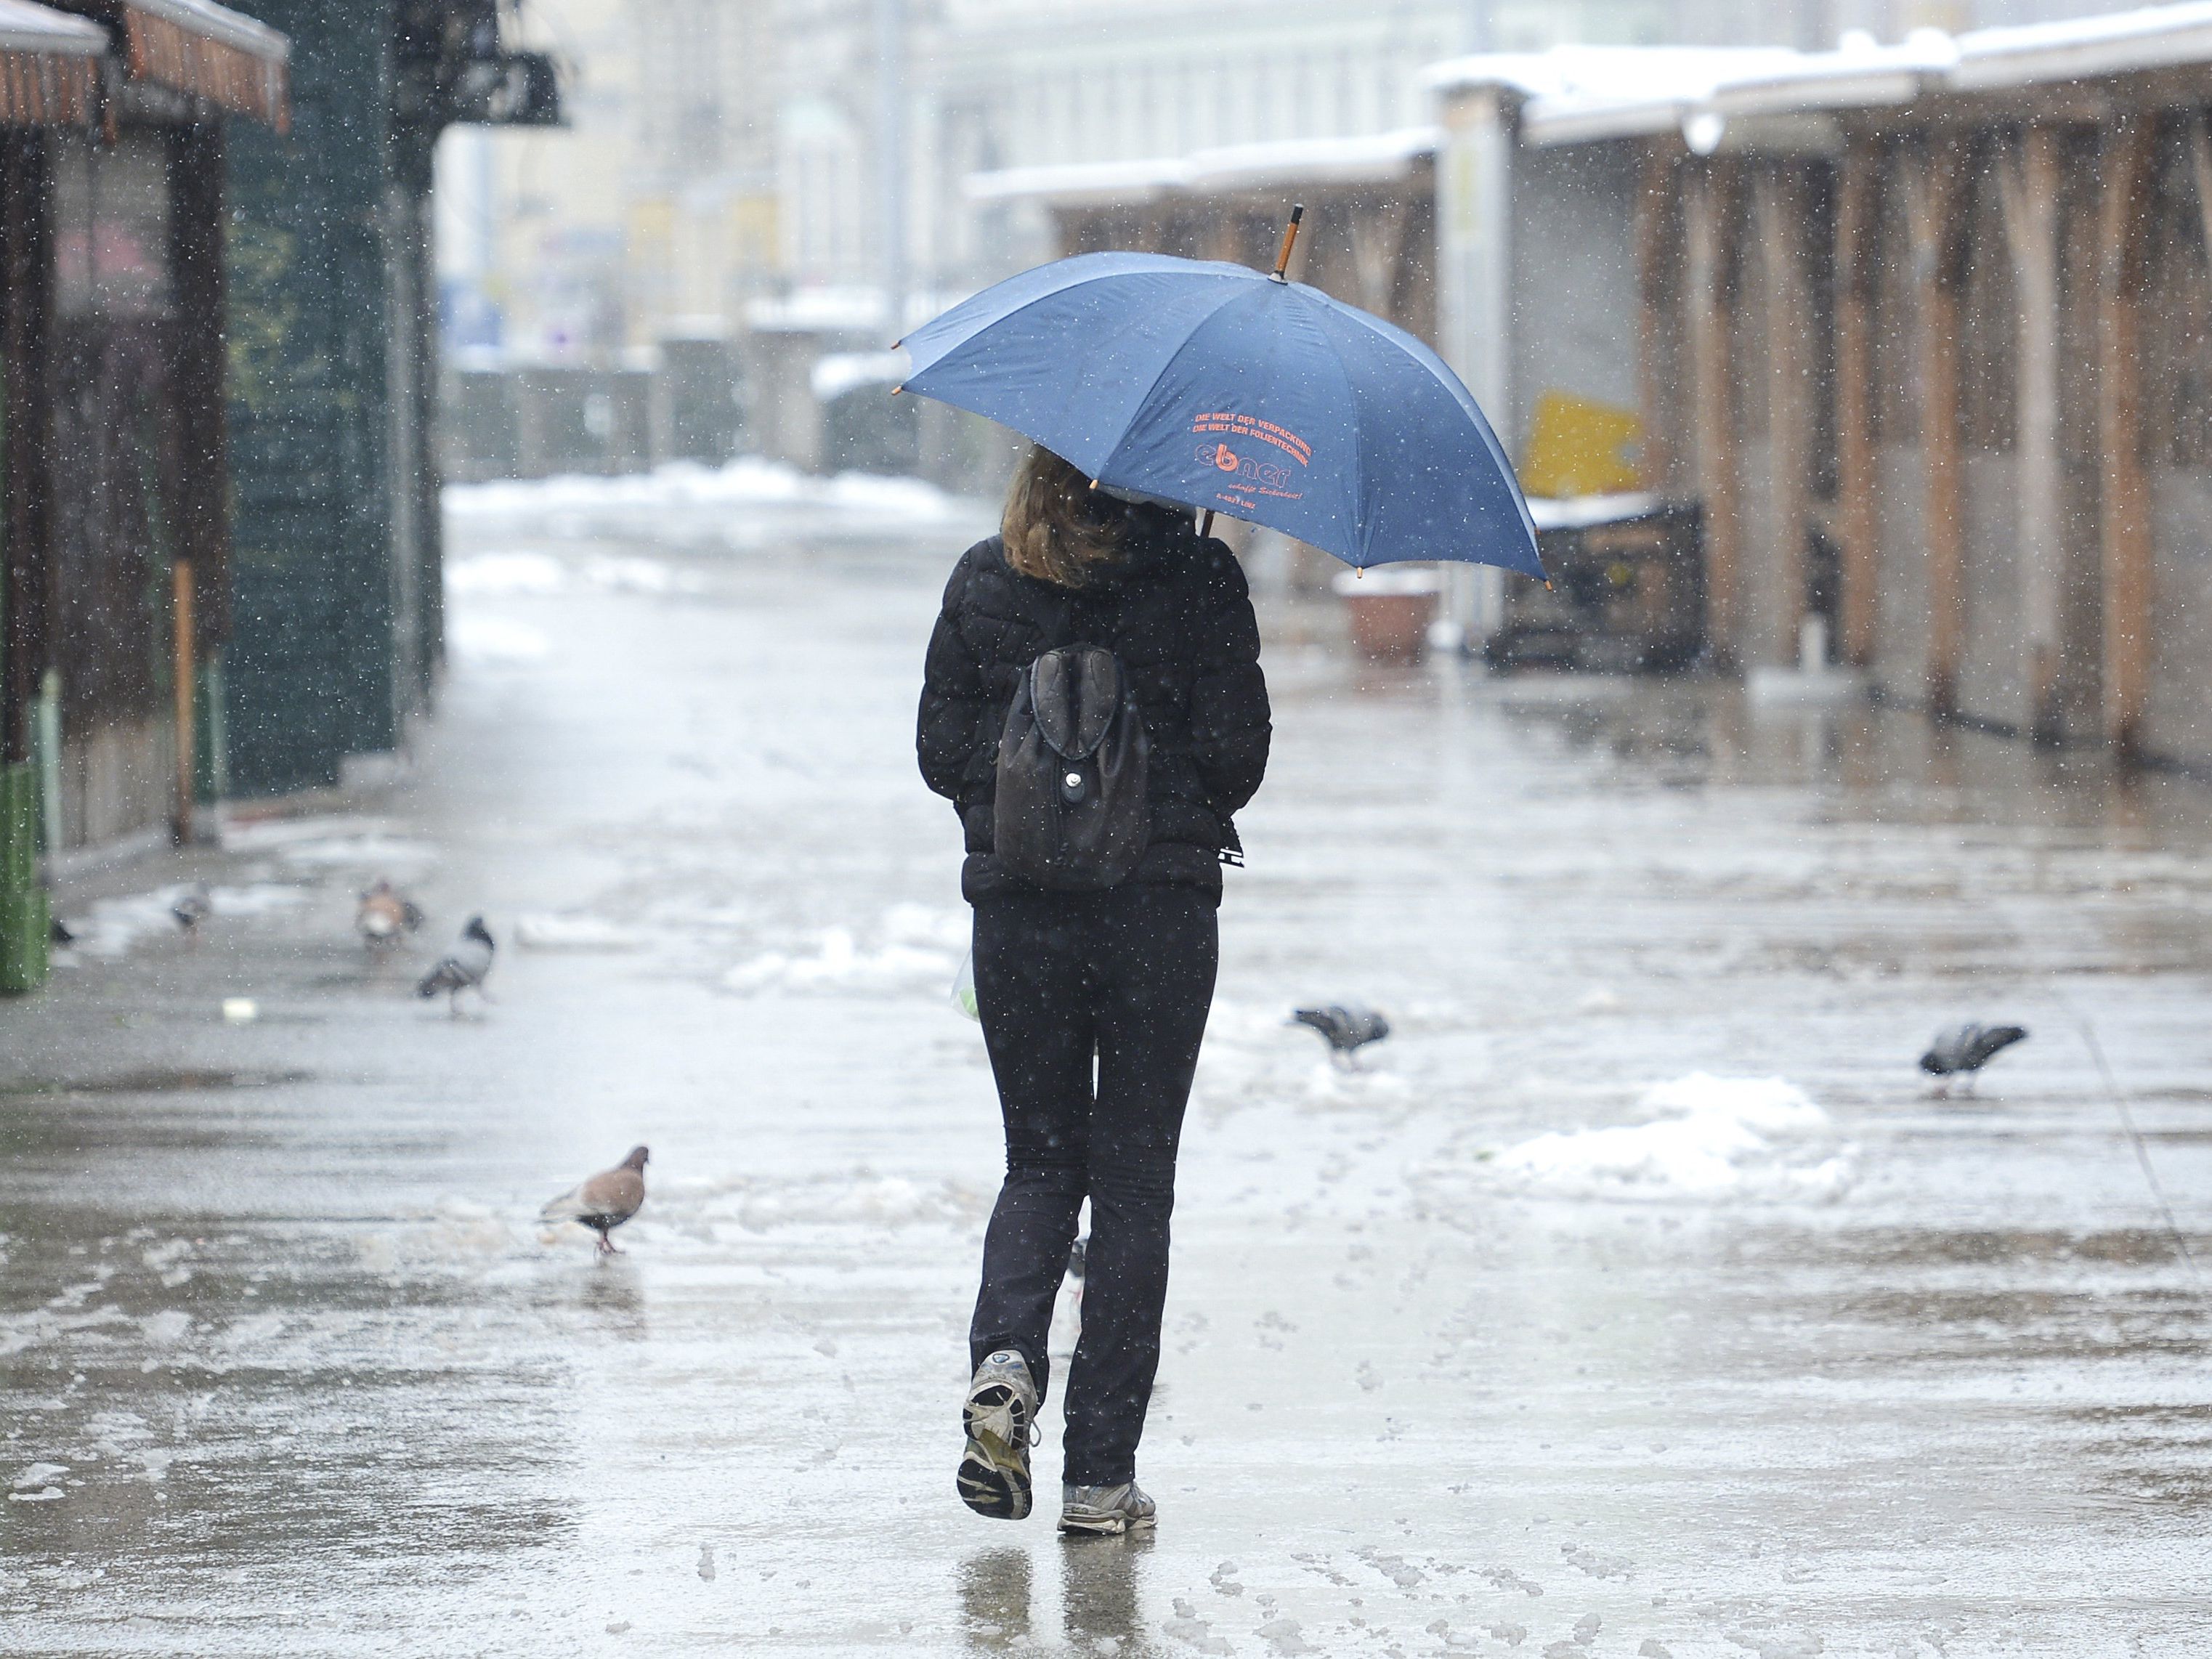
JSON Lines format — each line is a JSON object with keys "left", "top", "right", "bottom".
{"left": 873, "top": 0, "right": 909, "bottom": 338}
{"left": 171, "top": 560, "right": 194, "bottom": 845}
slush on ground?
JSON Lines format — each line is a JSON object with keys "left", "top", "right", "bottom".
{"left": 3, "top": 469, "right": 2207, "bottom": 1655}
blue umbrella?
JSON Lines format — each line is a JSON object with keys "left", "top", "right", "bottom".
{"left": 897, "top": 238, "right": 1543, "bottom": 578}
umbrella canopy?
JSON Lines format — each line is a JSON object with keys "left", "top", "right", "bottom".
{"left": 899, "top": 251, "right": 1543, "bottom": 578}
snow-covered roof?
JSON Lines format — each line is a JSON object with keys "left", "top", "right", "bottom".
{"left": 810, "top": 350, "right": 907, "bottom": 403}
{"left": 967, "top": 126, "right": 1438, "bottom": 206}
{"left": 966, "top": 156, "right": 1187, "bottom": 206}
{"left": 0, "top": 0, "right": 104, "bottom": 57}
{"left": 1950, "top": 0, "right": 2212, "bottom": 89}
{"left": 128, "top": 0, "right": 288, "bottom": 64}
{"left": 1422, "top": 45, "right": 1798, "bottom": 105}
{"left": 1424, "top": 48, "right": 1807, "bottom": 147}
{"left": 1430, "top": 4, "right": 2212, "bottom": 150}
{"left": 1708, "top": 31, "right": 1959, "bottom": 118}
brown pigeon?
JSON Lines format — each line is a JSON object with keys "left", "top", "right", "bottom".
{"left": 356, "top": 880, "right": 425, "bottom": 951}
{"left": 540, "top": 1146, "right": 649, "bottom": 1255}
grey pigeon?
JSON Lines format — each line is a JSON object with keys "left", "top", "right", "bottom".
{"left": 1292, "top": 1002, "right": 1391, "bottom": 1066}
{"left": 416, "top": 914, "right": 493, "bottom": 1013}
{"left": 171, "top": 885, "right": 211, "bottom": 936}
{"left": 356, "top": 880, "right": 425, "bottom": 951}
{"left": 1920, "top": 1022, "right": 2027, "bottom": 1095}
{"left": 540, "top": 1145, "right": 649, "bottom": 1255}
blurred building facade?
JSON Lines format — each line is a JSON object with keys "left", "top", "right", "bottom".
{"left": 438, "top": 0, "right": 2178, "bottom": 487}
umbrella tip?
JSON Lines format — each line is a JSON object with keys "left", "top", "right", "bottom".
{"left": 891, "top": 384, "right": 904, "bottom": 395}
{"left": 1270, "top": 204, "right": 1306, "bottom": 283}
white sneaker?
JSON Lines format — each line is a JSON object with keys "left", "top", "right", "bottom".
{"left": 957, "top": 1350, "right": 1038, "bottom": 1520}
{"left": 1059, "top": 1480, "right": 1156, "bottom": 1535}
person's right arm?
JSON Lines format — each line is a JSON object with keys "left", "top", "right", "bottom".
{"left": 917, "top": 551, "right": 991, "bottom": 809}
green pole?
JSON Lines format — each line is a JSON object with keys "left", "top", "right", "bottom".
{"left": 0, "top": 353, "right": 49, "bottom": 991}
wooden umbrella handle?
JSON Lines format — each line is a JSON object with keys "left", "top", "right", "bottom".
{"left": 1269, "top": 204, "right": 1305, "bottom": 282}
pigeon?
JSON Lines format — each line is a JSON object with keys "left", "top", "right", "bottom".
{"left": 416, "top": 914, "right": 494, "bottom": 1013}
{"left": 356, "top": 880, "right": 425, "bottom": 951}
{"left": 1920, "top": 1022, "right": 2028, "bottom": 1095}
{"left": 540, "top": 1145, "right": 649, "bottom": 1255}
{"left": 1292, "top": 1002, "right": 1392, "bottom": 1066}
{"left": 171, "top": 885, "right": 211, "bottom": 936}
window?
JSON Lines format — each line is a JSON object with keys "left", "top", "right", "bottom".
{"left": 54, "top": 131, "right": 172, "bottom": 320}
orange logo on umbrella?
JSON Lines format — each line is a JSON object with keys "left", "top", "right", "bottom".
{"left": 1214, "top": 443, "right": 1239, "bottom": 471}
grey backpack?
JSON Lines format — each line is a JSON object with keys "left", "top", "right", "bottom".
{"left": 994, "top": 644, "right": 1151, "bottom": 891}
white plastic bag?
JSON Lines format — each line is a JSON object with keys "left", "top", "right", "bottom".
{"left": 950, "top": 948, "right": 980, "bottom": 1023}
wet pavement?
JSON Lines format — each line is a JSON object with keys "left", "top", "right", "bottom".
{"left": 5, "top": 481, "right": 2211, "bottom": 1656}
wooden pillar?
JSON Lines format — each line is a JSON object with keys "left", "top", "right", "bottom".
{"left": 1908, "top": 139, "right": 1965, "bottom": 718}
{"left": 1760, "top": 167, "right": 1812, "bottom": 668}
{"left": 1634, "top": 147, "right": 1678, "bottom": 492}
{"left": 1686, "top": 159, "right": 1741, "bottom": 667}
{"left": 2097, "top": 118, "right": 2156, "bottom": 759}
{"left": 1834, "top": 140, "right": 1879, "bottom": 669}
{"left": 0, "top": 130, "right": 53, "bottom": 771}
{"left": 1998, "top": 126, "right": 2063, "bottom": 741}
{"left": 168, "top": 127, "right": 229, "bottom": 654}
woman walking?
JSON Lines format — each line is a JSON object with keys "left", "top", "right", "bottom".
{"left": 918, "top": 445, "right": 1270, "bottom": 1533}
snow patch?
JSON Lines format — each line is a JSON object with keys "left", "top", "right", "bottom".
{"left": 139, "top": 1310, "right": 192, "bottom": 1344}
{"left": 450, "top": 615, "right": 552, "bottom": 665}
{"left": 55, "top": 884, "right": 305, "bottom": 960}
{"left": 674, "top": 1172, "right": 980, "bottom": 1232}
{"left": 583, "top": 555, "right": 703, "bottom": 595}
{"left": 723, "top": 909, "right": 962, "bottom": 995}
{"left": 514, "top": 912, "right": 647, "bottom": 952}
{"left": 1489, "top": 1074, "right": 1855, "bottom": 1203}
{"left": 445, "top": 549, "right": 567, "bottom": 596}
{"left": 447, "top": 457, "right": 963, "bottom": 522}
{"left": 222, "top": 816, "right": 435, "bottom": 876}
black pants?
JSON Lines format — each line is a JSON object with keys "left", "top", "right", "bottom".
{"left": 968, "top": 884, "right": 1218, "bottom": 1488}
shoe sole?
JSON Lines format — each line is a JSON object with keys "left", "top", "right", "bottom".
{"left": 957, "top": 1382, "right": 1033, "bottom": 1521}
{"left": 1058, "top": 1509, "right": 1156, "bottom": 1536}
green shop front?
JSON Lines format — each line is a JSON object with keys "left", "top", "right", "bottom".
{"left": 0, "top": 0, "right": 288, "bottom": 991}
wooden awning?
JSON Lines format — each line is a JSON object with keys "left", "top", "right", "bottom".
{"left": 0, "top": 0, "right": 103, "bottom": 124}
{"left": 42, "top": 0, "right": 289, "bottom": 129}
{"left": 113, "top": 0, "right": 288, "bottom": 127}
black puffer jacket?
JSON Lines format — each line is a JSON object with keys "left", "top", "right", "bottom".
{"left": 917, "top": 516, "right": 1271, "bottom": 903}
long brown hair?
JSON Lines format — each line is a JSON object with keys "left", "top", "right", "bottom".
{"left": 1000, "top": 445, "right": 1130, "bottom": 588}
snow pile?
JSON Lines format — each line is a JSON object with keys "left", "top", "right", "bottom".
{"left": 673, "top": 1172, "right": 981, "bottom": 1232}
{"left": 443, "top": 458, "right": 997, "bottom": 552}
{"left": 1489, "top": 1074, "right": 1855, "bottom": 1203}
{"left": 9, "top": 1463, "right": 68, "bottom": 1502}
{"left": 445, "top": 458, "right": 984, "bottom": 543}
{"left": 514, "top": 912, "right": 647, "bottom": 952}
{"left": 583, "top": 555, "right": 705, "bottom": 595}
{"left": 722, "top": 905, "right": 964, "bottom": 996}
{"left": 224, "top": 815, "right": 436, "bottom": 872}
{"left": 723, "top": 926, "right": 954, "bottom": 994}
{"left": 56, "top": 884, "right": 307, "bottom": 960}
{"left": 449, "top": 614, "right": 551, "bottom": 665}
{"left": 445, "top": 549, "right": 567, "bottom": 596}
{"left": 445, "top": 549, "right": 707, "bottom": 598}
